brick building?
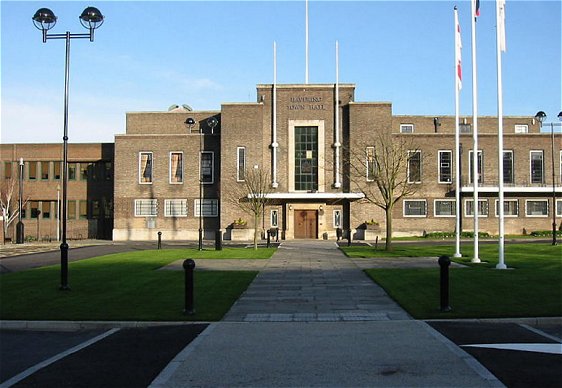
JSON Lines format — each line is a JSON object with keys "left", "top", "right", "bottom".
{"left": 111, "top": 83, "right": 561, "bottom": 241}
{"left": 1, "top": 143, "right": 114, "bottom": 242}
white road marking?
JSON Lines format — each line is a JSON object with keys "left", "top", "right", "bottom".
{"left": 462, "top": 343, "right": 562, "bottom": 355}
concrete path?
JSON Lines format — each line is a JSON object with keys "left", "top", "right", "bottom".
{"left": 153, "top": 240, "right": 501, "bottom": 387}
{"left": 223, "top": 240, "right": 410, "bottom": 322}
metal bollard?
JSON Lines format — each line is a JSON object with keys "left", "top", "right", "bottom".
{"left": 347, "top": 229, "right": 352, "bottom": 247}
{"left": 275, "top": 227, "right": 279, "bottom": 242}
{"left": 267, "top": 230, "right": 271, "bottom": 248}
{"left": 375, "top": 235, "right": 379, "bottom": 249}
{"left": 438, "top": 255, "right": 452, "bottom": 312}
{"left": 215, "top": 230, "right": 222, "bottom": 251}
{"left": 336, "top": 228, "right": 342, "bottom": 242}
{"left": 157, "top": 231, "right": 162, "bottom": 250}
{"left": 183, "top": 259, "right": 196, "bottom": 314}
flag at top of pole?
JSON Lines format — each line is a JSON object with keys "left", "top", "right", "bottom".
{"left": 455, "top": 6, "right": 462, "bottom": 90}
{"left": 473, "top": 0, "right": 481, "bottom": 18}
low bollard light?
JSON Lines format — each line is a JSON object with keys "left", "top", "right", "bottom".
{"left": 183, "top": 259, "right": 196, "bottom": 315}
{"left": 438, "top": 255, "right": 452, "bottom": 312}
{"left": 267, "top": 230, "right": 271, "bottom": 248}
{"left": 157, "top": 231, "right": 162, "bottom": 250}
{"left": 215, "top": 230, "right": 222, "bottom": 251}
{"left": 347, "top": 229, "right": 352, "bottom": 247}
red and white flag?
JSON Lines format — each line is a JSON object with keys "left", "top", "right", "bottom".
{"left": 473, "top": 0, "right": 481, "bottom": 18}
{"left": 455, "top": 7, "right": 462, "bottom": 90}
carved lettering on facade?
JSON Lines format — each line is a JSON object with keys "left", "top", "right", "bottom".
{"left": 287, "top": 96, "right": 327, "bottom": 111}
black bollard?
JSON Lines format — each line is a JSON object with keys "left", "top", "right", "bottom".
{"left": 347, "top": 229, "right": 352, "bottom": 247}
{"left": 215, "top": 230, "right": 222, "bottom": 251}
{"left": 267, "top": 230, "right": 271, "bottom": 248}
{"left": 375, "top": 235, "right": 379, "bottom": 250}
{"left": 183, "top": 259, "right": 196, "bottom": 314}
{"left": 157, "top": 231, "right": 162, "bottom": 250}
{"left": 438, "top": 255, "right": 452, "bottom": 312}
{"left": 275, "top": 227, "right": 279, "bottom": 242}
{"left": 336, "top": 227, "right": 342, "bottom": 242}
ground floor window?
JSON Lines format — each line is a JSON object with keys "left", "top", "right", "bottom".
{"left": 434, "top": 199, "right": 455, "bottom": 217}
{"left": 495, "top": 199, "right": 519, "bottom": 217}
{"left": 194, "top": 199, "right": 218, "bottom": 217}
{"left": 464, "top": 199, "right": 488, "bottom": 217}
{"left": 525, "top": 199, "right": 548, "bottom": 217}
{"left": 135, "top": 199, "right": 158, "bottom": 217}
{"left": 270, "top": 209, "right": 278, "bottom": 227}
{"left": 403, "top": 199, "right": 427, "bottom": 217}
{"left": 557, "top": 199, "right": 562, "bottom": 218}
{"left": 165, "top": 199, "right": 188, "bottom": 217}
{"left": 333, "top": 209, "right": 342, "bottom": 227}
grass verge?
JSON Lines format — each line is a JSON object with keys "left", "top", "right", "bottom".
{"left": 342, "top": 243, "right": 561, "bottom": 319}
{"left": 0, "top": 249, "right": 266, "bottom": 321}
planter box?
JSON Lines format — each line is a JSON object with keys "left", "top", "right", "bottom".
{"left": 230, "top": 228, "right": 255, "bottom": 241}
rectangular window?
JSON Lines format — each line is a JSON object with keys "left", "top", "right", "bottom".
{"left": 200, "top": 151, "right": 214, "bottom": 184}
{"left": 54, "top": 162, "right": 61, "bottom": 180}
{"left": 503, "top": 150, "right": 514, "bottom": 184}
{"left": 68, "top": 163, "right": 77, "bottom": 180}
{"left": 434, "top": 200, "right": 456, "bottom": 217}
{"left": 366, "top": 147, "right": 376, "bottom": 181}
{"left": 514, "top": 124, "right": 528, "bottom": 134}
{"left": 164, "top": 199, "right": 188, "bottom": 217}
{"left": 530, "top": 151, "right": 544, "bottom": 184}
{"left": 495, "top": 199, "right": 519, "bottom": 217}
{"left": 468, "top": 150, "right": 483, "bottom": 184}
{"left": 139, "top": 152, "right": 153, "bottom": 184}
{"left": 194, "top": 199, "right": 219, "bottom": 217}
{"left": 459, "top": 123, "right": 472, "bottom": 133}
{"left": 68, "top": 201, "right": 76, "bottom": 220}
{"left": 28, "top": 162, "right": 37, "bottom": 180}
{"left": 237, "top": 147, "right": 246, "bottom": 181}
{"left": 79, "top": 200, "right": 88, "bottom": 219}
{"left": 41, "top": 162, "right": 49, "bottom": 180}
{"left": 30, "top": 201, "right": 40, "bottom": 218}
{"left": 41, "top": 201, "right": 51, "bottom": 219}
{"left": 271, "top": 209, "right": 279, "bottom": 227}
{"left": 403, "top": 199, "right": 427, "bottom": 217}
{"left": 103, "top": 198, "right": 113, "bottom": 219}
{"left": 79, "top": 163, "right": 89, "bottom": 181}
{"left": 525, "top": 200, "right": 548, "bottom": 217}
{"left": 4, "top": 162, "right": 12, "bottom": 179}
{"left": 91, "top": 200, "right": 100, "bottom": 219}
{"left": 400, "top": 124, "right": 414, "bottom": 133}
{"left": 333, "top": 210, "right": 342, "bottom": 228}
{"left": 169, "top": 152, "right": 183, "bottom": 184}
{"left": 438, "top": 150, "right": 452, "bottom": 184}
{"left": 294, "top": 126, "right": 318, "bottom": 191}
{"left": 465, "top": 199, "right": 489, "bottom": 217}
{"left": 134, "top": 199, "right": 158, "bottom": 217}
{"left": 557, "top": 199, "right": 562, "bottom": 217}
{"left": 407, "top": 150, "right": 421, "bottom": 183}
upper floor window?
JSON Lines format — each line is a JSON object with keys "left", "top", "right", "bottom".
{"left": 169, "top": 152, "right": 183, "bottom": 184}
{"left": 459, "top": 123, "right": 472, "bottom": 133}
{"left": 514, "top": 124, "right": 528, "bottom": 134}
{"left": 503, "top": 150, "right": 514, "bottom": 184}
{"left": 237, "top": 147, "right": 246, "bottom": 182}
{"left": 41, "top": 162, "right": 49, "bottom": 180}
{"left": 400, "top": 124, "right": 414, "bottom": 133}
{"left": 68, "top": 163, "right": 77, "bottom": 180}
{"left": 366, "top": 147, "right": 376, "bottom": 181}
{"left": 4, "top": 162, "right": 12, "bottom": 179}
{"left": 294, "top": 126, "right": 318, "bottom": 191}
{"left": 530, "top": 150, "right": 544, "bottom": 184}
{"left": 438, "top": 150, "right": 452, "bottom": 184}
{"left": 407, "top": 150, "right": 421, "bottom": 183}
{"left": 54, "top": 162, "right": 61, "bottom": 180}
{"left": 28, "top": 161, "right": 37, "bottom": 180}
{"left": 139, "top": 152, "right": 153, "bottom": 184}
{"left": 200, "top": 151, "right": 214, "bottom": 184}
{"left": 135, "top": 199, "right": 158, "bottom": 217}
{"left": 468, "top": 150, "right": 483, "bottom": 184}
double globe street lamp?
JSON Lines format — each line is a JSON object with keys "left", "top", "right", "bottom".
{"left": 32, "top": 6, "right": 104, "bottom": 290}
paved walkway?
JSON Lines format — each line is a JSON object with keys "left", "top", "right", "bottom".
{"left": 153, "top": 240, "right": 502, "bottom": 387}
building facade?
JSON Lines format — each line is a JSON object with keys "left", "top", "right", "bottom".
{"left": 1, "top": 143, "right": 114, "bottom": 242}
{"left": 111, "top": 83, "right": 561, "bottom": 241}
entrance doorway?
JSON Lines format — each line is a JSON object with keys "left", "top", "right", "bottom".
{"left": 294, "top": 210, "right": 318, "bottom": 239}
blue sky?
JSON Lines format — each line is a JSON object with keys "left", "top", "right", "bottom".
{"left": 1, "top": 0, "right": 560, "bottom": 143}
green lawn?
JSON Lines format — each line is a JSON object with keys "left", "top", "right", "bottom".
{"left": 342, "top": 243, "right": 562, "bottom": 319}
{"left": 0, "top": 248, "right": 271, "bottom": 321}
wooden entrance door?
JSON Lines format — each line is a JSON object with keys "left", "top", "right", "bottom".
{"left": 294, "top": 210, "right": 318, "bottom": 239}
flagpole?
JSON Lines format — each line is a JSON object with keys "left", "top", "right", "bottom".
{"left": 334, "top": 40, "right": 342, "bottom": 189}
{"left": 454, "top": 6, "right": 462, "bottom": 258}
{"left": 496, "top": 0, "right": 507, "bottom": 269}
{"left": 272, "top": 41, "right": 279, "bottom": 189}
{"left": 471, "top": 0, "right": 481, "bottom": 263}
{"left": 305, "top": 0, "right": 309, "bottom": 84}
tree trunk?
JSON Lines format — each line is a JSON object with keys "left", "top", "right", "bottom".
{"left": 253, "top": 212, "right": 260, "bottom": 250}
{"left": 385, "top": 206, "right": 393, "bottom": 251}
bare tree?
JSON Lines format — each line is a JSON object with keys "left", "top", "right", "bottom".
{"left": 0, "top": 178, "right": 29, "bottom": 243}
{"left": 348, "top": 131, "right": 421, "bottom": 250}
{"left": 227, "top": 167, "right": 275, "bottom": 249}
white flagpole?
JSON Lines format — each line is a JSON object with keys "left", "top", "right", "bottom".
{"left": 272, "top": 41, "right": 279, "bottom": 189}
{"left": 305, "top": 0, "right": 309, "bottom": 84}
{"left": 334, "top": 40, "right": 341, "bottom": 189}
{"left": 471, "top": 0, "right": 481, "bottom": 263}
{"left": 454, "top": 6, "right": 462, "bottom": 258}
{"left": 496, "top": 0, "right": 507, "bottom": 269}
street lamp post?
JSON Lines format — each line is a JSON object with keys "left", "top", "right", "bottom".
{"left": 32, "top": 7, "right": 104, "bottom": 290}
{"left": 16, "top": 158, "right": 25, "bottom": 244}
{"left": 535, "top": 111, "right": 560, "bottom": 246}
